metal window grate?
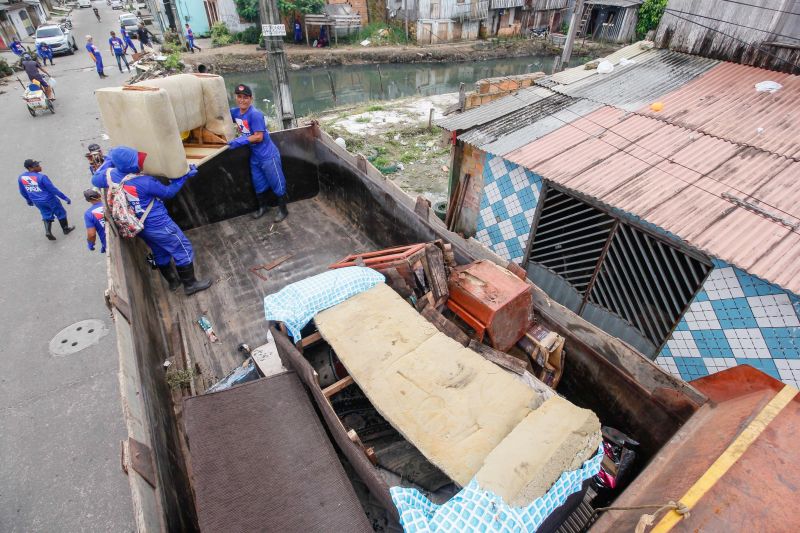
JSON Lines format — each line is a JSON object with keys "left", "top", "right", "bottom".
{"left": 529, "top": 189, "right": 616, "bottom": 294}
{"left": 589, "top": 223, "right": 711, "bottom": 346}
{"left": 527, "top": 185, "right": 711, "bottom": 350}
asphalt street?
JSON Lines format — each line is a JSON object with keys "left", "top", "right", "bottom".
{"left": 0, "top": 2, "right": 138, "bottom": 531}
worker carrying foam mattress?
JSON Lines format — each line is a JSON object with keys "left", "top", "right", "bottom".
{"left": 91, "top": 146, "right": 213, "bottom": 296}
{"left": 227, "top": 83, "right": 289, "bottom": 223}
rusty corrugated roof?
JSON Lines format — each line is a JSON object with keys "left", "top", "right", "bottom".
{"left": 638, "top": 61, "right": 800, "bottom": 159}
{"left": 506, "top": 106, "right": 800, "bottom": 295}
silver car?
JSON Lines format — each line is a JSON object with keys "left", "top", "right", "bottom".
{"left": 119, "top": 13, "right": 141, "bottom": 38}
{"left": 34, "top": 25, "right": 78, "bottom": 56}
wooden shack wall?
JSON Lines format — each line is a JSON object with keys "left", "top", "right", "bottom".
{"left": 656, "top": 0, "right": 800, "bottom": 73}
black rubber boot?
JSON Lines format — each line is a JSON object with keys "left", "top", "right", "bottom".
{"left": 58, "top": 217, "right": 75, "bottom": 235}
{"left": 176, "top": 263, "right": 213, "bottom": 296}
{"left": 273, "top": 195, "right": 289, "bottom": 223}
{"left": 44, "top": 220, "right": 56, "bottom": 241}
{"left": 158, "top": 265, "right": 182, "bottom": 292}
{"left": 251, "top": 193, "right": 270, "bottom": 219}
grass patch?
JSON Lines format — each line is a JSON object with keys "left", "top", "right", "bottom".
{"left": 366, "top": 104, "right": 385, "bottom": 112}
{"left": 355, "top": 116, "right": 371, "bottom": 123}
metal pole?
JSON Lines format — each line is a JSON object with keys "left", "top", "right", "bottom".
{"left": 558, "top": 0, "right": 584, "bottom": 72}
{"left": 258, "top": 0, "right": 296, "bottom": 130}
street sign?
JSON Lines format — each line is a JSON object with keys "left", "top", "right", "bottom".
{"left": 262, "top": 24, "right": 286, "bottom": 37}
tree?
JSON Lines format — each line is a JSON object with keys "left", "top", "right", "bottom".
{"left": 235, "top": 0, "right": 259, "bottom": 22}
{"left": 277, "top": 0, "right": 324, "bottom": 15}
{"left": 636, "top": 0, "right": 668, "bottom": 39}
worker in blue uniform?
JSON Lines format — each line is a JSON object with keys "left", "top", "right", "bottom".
{"left": 91, "top": 146, "right": 212, "bottom": 295}
{"left": 10, "top": 39, "right": 24, "bottom": 57}
{"left": 228, "top": 84, "right": 289, "bottom": 222}
{"left": 18, "top": 159, "right": 75, "bottom": 240}
{"left": 293, "top": 17, "right": 302, "bottom": 44}
{"left": 36, "top": 42, "right": 54, "bottom": 65}
{"left": 120, "top": 26, "right": 138, "bottom": 54}
{"left": 83, "top": 189, "right": 106, "bottom": 253}
{"left": 184, "top": 23, "right": 201, "bottom": 52}
{"left": 108, "top": 31, "right": 130, "bottom": 72}
{"left": 85, "top": 35, "right": 107, "bottom": 78}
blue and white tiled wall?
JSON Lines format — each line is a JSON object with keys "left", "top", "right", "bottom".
{"left": 474, "top": 154, "right": 543, "bottom": 263}
{"left": 471, "top": 154, "right": 800, "bottom": 388}
{"left": 656, "top": 261, "right": 800, "bottom": 388}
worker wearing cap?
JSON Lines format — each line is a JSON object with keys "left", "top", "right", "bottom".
{"left": 85, "top": 143, "right": 109, "bottom": 175}
{"left": 228, "top": 84, "right": 289, "bottom": 222}
{"left": 18, "top": 159, "right": 75, "bottom": 241}
{"left": 85, "top": 35, "right": 107, "bottom": 79}
{"left": 83, "top": 189, "right": 106, "bottom": 253}
{"left": 91, "top": 146, "right": 212, "bottom": 295}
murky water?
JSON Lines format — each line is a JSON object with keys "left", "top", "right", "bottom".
{"left": 222, "top": 54, "right": 590, "bottom": 116}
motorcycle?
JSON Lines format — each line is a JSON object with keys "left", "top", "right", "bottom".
{"left": 60, "top": 16, "right": 72, "bottom": 30}
{"left": 20, "top": 79, "right": 55, "bottom": 117}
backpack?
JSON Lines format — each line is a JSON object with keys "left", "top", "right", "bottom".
{"left": 105, "top": 167, "right": 153, "bottom": 239}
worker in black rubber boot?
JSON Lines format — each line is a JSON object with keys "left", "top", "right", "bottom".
{"left": 18, "top": 159, "right": 74, "bottom": 241}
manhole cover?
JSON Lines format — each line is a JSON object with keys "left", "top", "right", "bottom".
{"left": 49, "top": 319, "right": 109, "bottom": 357}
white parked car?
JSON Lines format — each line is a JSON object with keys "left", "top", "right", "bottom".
{"left": 77, "top": 0, "right": 91, "bottom": 7}
{"left": 110, "top": 0, "right": 123, "bottom": 9}
{"left": 119, "top": 13, "right": 141, "bottom": 37}
{"left": 35, "top": 25, "right": 78, "bottom": 55}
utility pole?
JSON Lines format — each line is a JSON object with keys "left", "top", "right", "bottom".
{"left": 404, "top": 0, "right": 409, "bottom": 41}
{"left": 258, "top": 0, "right": 296, "bottom": 130}
{"left": 556, "top": 0, "right": 584, "bottom": 73}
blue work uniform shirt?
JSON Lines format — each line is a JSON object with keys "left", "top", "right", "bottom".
{"left": 109, "top": 37, "right": 125, "bottom": 55}
{"left": 84, "top": 201, "right": 107, "bottom": 248}
{"left": 18, "top": 172, "right": 69, "bottom": 205}
{"left": 230, "top": 105, "right": 279, "bottom": 160}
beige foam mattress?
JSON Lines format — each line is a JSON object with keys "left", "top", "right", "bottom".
{"left": 315, "top": 283, "right": 601, "bottom": 501}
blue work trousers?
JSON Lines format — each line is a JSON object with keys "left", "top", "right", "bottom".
{"left": 114, "top": 52, "right": 129, "bottom": 71}
{"left": 95, "top": 54, "right": 104, "bottom": 74}
{"left": 139, "top": 219, "right": 194, "bottom": 267}
{"left": 124, "top": 37, "right": 137, "bottom": 53}
{"left": 250, "top": 154, "right": 287, "bottom": 196}
{"left": 34, "top": 198, "right": 67, "bottom": 221}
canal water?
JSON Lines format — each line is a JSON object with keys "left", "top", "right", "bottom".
{"left": 222, "top": 53, "right": 589, "bottom": 116}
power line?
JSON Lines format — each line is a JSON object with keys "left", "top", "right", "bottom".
{"left": 719, "top": 0, "right": 800, "bottom": 17}
{"left": 662, "top": 10, "right": 800, "bottom": 71}
{"left": 664, "top": 8, "right": 800, "bottom": 43}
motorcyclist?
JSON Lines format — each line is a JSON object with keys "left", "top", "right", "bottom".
{"left": 93, "top": 6, "right": 101, "bottom": 22}
{"left": 21, "top": 53, "right": 54, "bottom": 101}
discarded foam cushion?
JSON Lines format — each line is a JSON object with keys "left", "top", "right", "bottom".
{"left": 316, "top": 283, "right": 601, "bottom": 492}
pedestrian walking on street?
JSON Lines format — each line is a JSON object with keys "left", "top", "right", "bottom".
{"left": 36, "top": 42, "right": 54, "bottom": 65}
{"left": 228, "top": 84, "right": 289, "bottom": 222}
{"left": 18, "top": 159, "right": 75, "bottom": 241}
{"left": 83, "top": 189, "right": 106, "bottom": 253}
{"left": 136, "top": 23, "right": 151, "bottom": 50}
{"left": 93, "top": 6, "right": 101, "bottom": 22}
{"left": 91, "top": 146, "right": 212, "bottom": 295}
{"left": 184, "top": 23, "right": 201, "bottom": 52}
{"left": 109, "top": 31, "right": 130, "bottom": 72}
{"left": 120, "top": 26, "right": 137, "bottom": 54}
{"left": 10, "top": 39, "right": 24, "bottom": 57}
{"left": 86, "top": 35, "right": 107, "bottom": 78}
{"left": 21, "top": 53, "right": 55, "bottom": 101}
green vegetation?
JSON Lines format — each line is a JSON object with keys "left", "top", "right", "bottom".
{"left": 166, "top": 368, "right": 195, "bottom": 390}
{"left": 211, "top": 21, "right": 235, "bottom": 46}
{"left": 0, "top": 57, "right": 13, "bottom": 77}
{"left": 160, "top": 42, "right": 184, "bottom": 71}
{"left": 236, "top": 24, "right": 263, "bottom": 45}
{"left": 366, "top": 104, "right": 384, "bottom": 112}
{"left": 355, "top": 116, "right": 371, "bottom": 123}
{"left": 278, "top": 0, "right": 324, "bottom": 15}
{"left": 235, "top": 0, "right": 259, "bottom": 21}
{"left": 636, "top": 0, "right": 668, "bottom": 39}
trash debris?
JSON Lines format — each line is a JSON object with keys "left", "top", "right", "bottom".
{"left": 197, "top": 315, "right": 220, "bottom": 343}
{"left": 757, "top": 127, "right": 765, "bottom": 135}
{"left": 618, "top": 57, "right": 635, "bottom": 66}
{"left": 650, "top": 101, "right": 664, "bottom": 112}
{"left": 250, "top": 254, "right": 293, "bottom": 281}
{"left": 441, "top": 165, "right": 449, "bottom": 172}
{"left": 163, "top": 360, "right": 172, "bottom": 368}
{"left": 584, "top": 59, "right": 600, "bottom": 70}
{"left": 596, "top": 60, "right": 614, "bottom": 74}
{"left": 205, "top": 357, "right": 260, "bottom": 393}
{"left": 126, "top": 50, "right": 186, "bottom": 83}
{"left": 397, "top": 162, "right": 405, "bottom": 171}
{"left": 360, "top": 39, "right": 371, "bottom": 47}
{"left": 755, "top": 80, "right": 782, "bottom": 93}
{"left": 335, "top": 137, "right": 347, "bottom": 149}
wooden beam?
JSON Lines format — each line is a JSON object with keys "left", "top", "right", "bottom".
{"left": 469, "top": 340, "right": 531, "bottom": 375}
{"left": 301, "top": 331, "right": 322, "bottom": 348}
{"left": 421, "top": 306, "right": 470, "bottom": 346}
{"left": 322, "top": 375, "right": 354, "bottom": 398}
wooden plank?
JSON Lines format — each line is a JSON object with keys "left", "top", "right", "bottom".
{"left": 414, "top": 196, "right": 430, "bottom": 221}
{"left": 468, "top": 339, "right": 531, "bottom": 375}
{"left": 264, "top": 254, "right": 293, "bottom": 270}
{"left": 421, "top": 306, "right": 470, "bottom": 347}
{"left": 323, "top": 375, "right": 354, "bottom": 398}
{"left": 422, "top": 243, "right": 449, "bottom": 307}
{"left": 301, "top": 332, "right": 322, "bottom": 348}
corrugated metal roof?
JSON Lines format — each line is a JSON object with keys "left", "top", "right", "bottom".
{"left": 537, "top": 42, "right": 654, "bottom": 88}
{"left": 435, "top": 86, "right": 553, "bottom": 131}
{"left": 458, "top": 93, "right": 576, "bottom": 151}
{"left": 637, "top": 62, "right": 800, "bottom": 160}
{"left": 465, "top": 99, "right": 603, "bottom": 156}
{"left": 553, "top": 49, "right": 719, "bottom": 111}
{"left": 596, "top": 0, "right": 643, "bottom": 7}
{"left": 506, "top": 106, "right": 800, "bottom": 295}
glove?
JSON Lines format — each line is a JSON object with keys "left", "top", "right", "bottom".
{"left": 228, "top": 136, "right": 250, "bottom": 149}
{"left": 65, "top": 197, "right": 71, "bottom": 205}
{"left": 87, "top": 241, "right": 95, "bottom": 251}
{"left": 100, "top": 245, "right": 106, "bottom": 254}
{"left": 183, "top": 164, "right": 198, "bottom": 179}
